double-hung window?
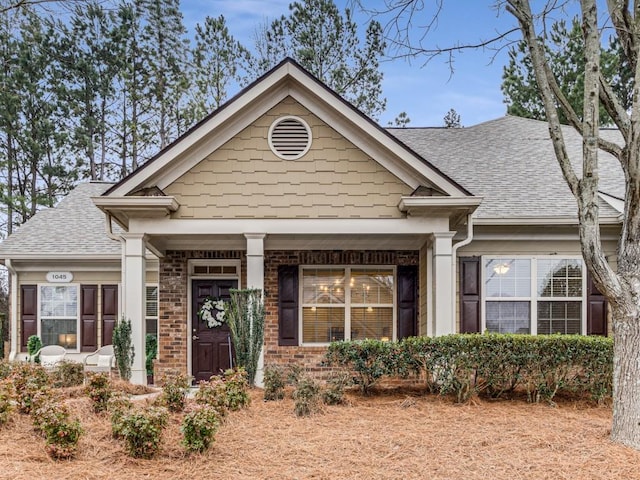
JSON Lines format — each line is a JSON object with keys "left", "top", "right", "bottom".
{"left": 39, "top": 284, "right": 79, "bottom": 349}
{"left": 483, "top": 257, "right": 584, "bottom": 335}
{"left": 301, "top": 267, "right": 395, "bottom": 344}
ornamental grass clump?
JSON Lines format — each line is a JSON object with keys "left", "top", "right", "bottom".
{"left": 85, "top": 373, "right": 113, "bottom": 413}
{"left": 161, "top": 372, "right": 191, "bottom": 413}
{"left": 263, "top": 365, "right": 286, "bottom": 401}
{"left": 119, "top": 407, "right": 168, "bottom": 459}
{"left": 181, "top": 405, "right": 220, "bottom": 454}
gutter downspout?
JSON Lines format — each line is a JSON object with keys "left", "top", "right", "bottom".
{"left": 451, "top": 214, "right": 474, "bottom": 334}
{"left": 5, "top": 259, "right": 18, "bottom": 361}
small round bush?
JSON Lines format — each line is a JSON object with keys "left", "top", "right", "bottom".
{"left": 181, "top": 405, "right": 220, "bottom": 453}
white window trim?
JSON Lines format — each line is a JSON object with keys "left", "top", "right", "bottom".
{"left": 480, "top": 255, "right": 587, "bottom": 335}
{"left": 299, "top": 265, "right": 397, "bottom": 346}
{"left": 37, "top": 283, "right": 80, "bottom": 352}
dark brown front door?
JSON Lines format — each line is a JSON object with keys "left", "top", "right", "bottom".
{"left": 192, "top": 279, "right": 238, "bottom": 383}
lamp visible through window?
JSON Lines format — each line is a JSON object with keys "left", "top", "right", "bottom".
{"left": 58, "top": 333, "right": 76, "bottom": 349}
{"left": 493, "top": 262, "right": 511, "bottom": 275}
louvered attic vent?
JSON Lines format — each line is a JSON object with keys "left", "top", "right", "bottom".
{"left": 268, "top": 116, "right": 312, "bottom": 160}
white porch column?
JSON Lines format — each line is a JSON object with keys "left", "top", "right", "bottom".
{"left": 123, "top": 233, "right": 146, "bottom": 385}
{"left": 432, "top": 232, "right": 456, "bottom": 336}
{"left": 244, "top": 233, "right": 265, "bottom": 387}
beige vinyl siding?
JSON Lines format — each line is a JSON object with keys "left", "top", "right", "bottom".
{"left": 164, "top": 97, "right": 412, "bottom": 219}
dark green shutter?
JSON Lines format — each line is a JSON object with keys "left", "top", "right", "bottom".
{"left": 586, "top": 273, "right": 608, "bottom": 336}
{"left": 20, "top": 285, "right": 37, "bottom": 350}
{"left": 397, "top": 265, "right": 418, "bottom": 339}
{"left": 459, "top": 257, "right": 481, "bottom": 333}
{"left": 278, "top": 265, "right": 299, "bottom": 346}
{"left": 80, "top": 285, "right": 98, "bottom": 352}
{"left": 102, "top": 285, "right": 118, "bottom": 346}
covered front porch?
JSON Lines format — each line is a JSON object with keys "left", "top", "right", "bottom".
{"left": 94, "top": 197, "right": 478, "bottom": 385}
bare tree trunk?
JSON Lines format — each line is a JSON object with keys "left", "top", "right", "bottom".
{"left": 611, "top": 302, "right": 640, "bottom": 449}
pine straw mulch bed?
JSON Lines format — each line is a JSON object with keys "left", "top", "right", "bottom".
{"left": 1, "top": 386, "right": 640, "bottom": 480}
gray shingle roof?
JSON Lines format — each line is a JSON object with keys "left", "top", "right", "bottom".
{"left": 0, "top": 116, "right": 626, "bottom": 258}
{"left": 0, "top": 182, "right": 120, "bottom": 257}
{"left": 389, "top": 116, "right": 625, "bottom": 219}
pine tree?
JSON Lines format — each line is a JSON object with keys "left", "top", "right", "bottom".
{"left": 443, "top": 108, "right": 461, "bottom": 128}
{"left": 501, "top": 17, "right": 632, "bottom": 125}
{"left": 139, "top": 0, "right": 190, "bottom": 149}
{"left": 254, "top": 0, "right": 387, "bottom": 119}
{"left": 190, "top": 15, "right": 251, "bottom": 120}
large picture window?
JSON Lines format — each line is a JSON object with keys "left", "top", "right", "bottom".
{"left": 39, "top": 284, "right": 79, "bottom": 349}
{"left": 483, "top": 257, "right": 584, "bottom": 335}
{"left": 301, "top": 267, "right": 394, "bottom": 344}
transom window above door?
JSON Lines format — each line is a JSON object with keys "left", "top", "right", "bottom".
{"left": 301, "top": 267, "right": 395, "bottom": 344}
{"left": 483, "top": 257, "right": 584, "bottom": 335}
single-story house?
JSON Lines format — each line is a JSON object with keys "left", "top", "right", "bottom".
{"left": 0, "top": 58, "right": 624, "bottom": 385}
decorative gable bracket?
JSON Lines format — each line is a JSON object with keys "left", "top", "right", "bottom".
{"left": 92, "top": 196, "right": 180, "bottom": 230}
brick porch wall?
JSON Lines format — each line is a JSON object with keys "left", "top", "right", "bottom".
{"left": 263, "top": 250, "right": 419, "bottom": 376}
{"left": 156, "top": 249, "right": 418, "bottom": 381}
{"left": 156, "top": 250, "right": 247, "bottom": 380}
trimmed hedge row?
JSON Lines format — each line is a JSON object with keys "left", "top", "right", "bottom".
{"left": 325, "top": 334, "right": 613, "bottom": 403}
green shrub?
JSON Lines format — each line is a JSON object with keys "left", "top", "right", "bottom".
{"left": 194, "top": 377, "right": 228, "bottom": 420}
{"left": 113, "top": 317, "right": 134, "bottom": 381}
{"left": 0, "top": 379, "right": 14, "bottom": 426}
{"left": 222, "top": 367, "right": 250, "bottom": 410}
{"left": 325, "top": 339, "right": 394, "bottom": 395}
{"left": 85, "top": 373, "right": 113, "bottom": 413}
{"left": 292, "top": 376, "right": 321, "bottom": 417}
{"left": 31, "top": 389, "right": 66, "bottom": 436}
{"left": 146, "top": 334, "right": 157, "bottom": 377}
{"left": 263, "top": 365, "right": 286, "bottom": 401}
{"left": 11, "top": 362, "right": 50, "bottom": 413}
{"left": 181, "top": 405, "right": 220, "bottom": 453}
{"left": 0, "top": 360, "right": 12, "bottom": 380}
{"left": 50, "top": 361, "right": 84, "bottom": 388}
{"left": 119, "top": 407, "right": 168, "bottom": 459}
{"left": 161, "top": 372, "right": 191, "bottom": 412}
{"left": 322, "top": 371, "right": 350, "bottom": 405}
{"left": 27, "top": 335, "right": 42, "bottom": 362}
{"left": 107, "top": 393, "right": 134, "bottom": 439}
{"left": 326, "top": 334, "right": 613, "bottom": 403}
{"left": 31, "top": 395, "right": 82, "bottom": 460}
{"left": 44, "top": 417, "right": 83, "bottom": 460}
